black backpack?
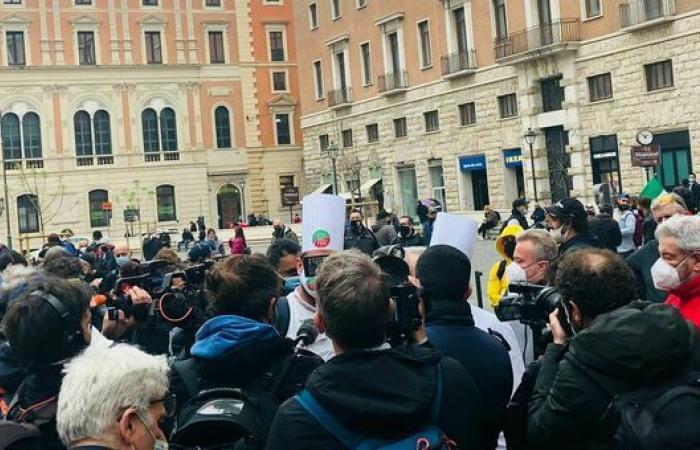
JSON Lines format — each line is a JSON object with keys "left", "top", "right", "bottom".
{"left": 170, "top": 352, "right": 295, "bottom": 450}
{"left": 567, "top": 355, "right": 700, "bottom": 450}
{"left": 0, "top": 392, "right": 60, "bottom": 450}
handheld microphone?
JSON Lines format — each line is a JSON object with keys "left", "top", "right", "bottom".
{"left": 295, "top": 319, "right": 319, "bottom": 348}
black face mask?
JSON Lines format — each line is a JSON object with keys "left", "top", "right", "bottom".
{"left": 274, "top": 226, "right": 284, "bottom": 236}
{"left": 351, "top": 221, "right": 362, "bottom": 231}
{"left": 619, "top": 204, "right": 630, "bottom": 211}
{"left": 504, "top": 240, "right": 516, "bottom": 260}
{"left": 400, "top": 226, "right": 411, "bottom": 237}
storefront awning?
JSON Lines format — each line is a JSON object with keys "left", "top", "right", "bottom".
{"left": 359, "top": 178, "right": 382, "bottom": 194}
{"left": 459, "top": 154, "right": 487, "bottom": 172}
{"left": 312, "top": 183, "right": 333, "bottom": 194}
{"left": 503, "top": 148, "right": 523, "bottom": 168}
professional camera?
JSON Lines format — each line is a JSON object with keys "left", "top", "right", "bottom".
{"left": 156, "top": 271, "right": 207, "bottom": 327}
{"left": 496, "top": 282, "right": 573, "bottom": 336}
{"left": 107, "top": 274, "right": 152, "bottom": 322}
{"left": 373, "top": 246, "right": 421, "bottom": 346}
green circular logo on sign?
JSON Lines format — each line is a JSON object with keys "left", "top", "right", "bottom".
{"left": 312, "top": 229, "right": 331, "bottom": 248}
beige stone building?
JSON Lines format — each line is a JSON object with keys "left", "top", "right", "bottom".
{"left": 293, "top": 0, "right": 700, "bottom": 219}
{"left": 0, "top": 0, "right": 303, "bottom": 250}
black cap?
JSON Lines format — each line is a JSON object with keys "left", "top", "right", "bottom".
{"left": 416, "top": 245, "right": 471, "bottom": 302}
{"left": 512, "top": 198, "right": 530, "bottom": 209}
{"left": 545, "top": 198, "right": 587, "bottom": 224}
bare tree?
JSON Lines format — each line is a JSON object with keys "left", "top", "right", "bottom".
{"left": 15, "top": 166, "right": 66, "bottom": 234}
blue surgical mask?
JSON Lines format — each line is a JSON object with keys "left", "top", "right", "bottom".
{"left": 284, "top": 276, "right": 301, "bottom": 292}
{"left": 116, "top": 256, "right": 129, "bottom": 268}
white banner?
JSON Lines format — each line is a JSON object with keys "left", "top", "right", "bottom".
{"left": 301, "top": 194, "right": 346, "bottom": 253}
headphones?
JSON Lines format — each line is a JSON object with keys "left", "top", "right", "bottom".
{"left": 31, "top": 290, "right": 87, "bottom": 358}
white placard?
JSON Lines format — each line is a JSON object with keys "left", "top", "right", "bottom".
{"left": 429, "top": 212, "right": 478, "bottom": 258}
{"left": 301, "top": 194, "right": 346, "bottom": 253}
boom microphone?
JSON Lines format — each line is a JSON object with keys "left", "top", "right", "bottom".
{"left": 295, "top": 319, "right": 319, "bottom": 348}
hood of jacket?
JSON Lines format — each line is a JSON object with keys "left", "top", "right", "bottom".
{"left": 569, "top": 302, "right": 696, "bottom": 384}
{"left": 559, "top": 232, "right": 599, "bottom": 255}
{"left": 306, "top": 345, "right": 441, "bottom": 438}
{"left": 496, "top": 224, "right": 524, "bottom": 259}
{"left": 191, "top": 315, "right": 279, "bottom": 360}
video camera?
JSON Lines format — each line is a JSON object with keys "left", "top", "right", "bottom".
{"left": 496, "top": 282, "right": 573, "bottom": 336}
{"left": 373, "top": 245, "right": 421, "bottom": 347}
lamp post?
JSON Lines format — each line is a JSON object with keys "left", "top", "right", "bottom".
{"left": 324, "top": 142, "right": 340, "bottom": 195}
{"left": 523, "top": 128, "right": 538, "bottom": 203}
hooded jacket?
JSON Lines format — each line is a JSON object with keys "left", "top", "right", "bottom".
{"left": 170, "top": 315, "right": 323, "bottom": 420}
{"left": 627, "top": 239, "right": 667, "bottom": 303}
{"left": 558, "top": 232, "right": 599, "bottom": 256}
{"left": 528, "top": 302, "right": 700, "bottom": 450}
{"left": 266, "top": 345, "right": 491, "bottom": 450}
{"left": 487, "top": 224, "right": 524, "bottom": 306}
{"left": 666, "top": 273, "right": 700, "bottom": 329}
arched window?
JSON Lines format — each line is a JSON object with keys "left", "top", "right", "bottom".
{"left": 74, "top": 111, "right": 93, "bottom": 157}
{"left": 94, "top": 111, "right": 112, "bottom": 156}
{"left": 17, "top": 194, "right": 40, "bottom": 234}
{"left": 1, "top": 113, "right": 21, "bottom": 161}
{"left": 214, "top": 106, "right": 231, "bottom": 149}
{"left": 22, "top": 113, "right": 42, "bottom": 160}
{"left": 142, "top": 108, "right": 159, "bottom": 153}
{"left": 88, "top": 189, "right": 110, "bottom": 227}
{"left": 159, "top": 107, "right": 178, "bottom": 152}
{"left": 156, "top": 185, "right": 177, "bottom": 222}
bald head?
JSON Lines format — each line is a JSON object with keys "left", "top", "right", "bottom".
{"left": 273, "top": 218, "right": 283, "bottom": 227}
{"left": 113, "top": 243, "right": 131, "bottom": 258}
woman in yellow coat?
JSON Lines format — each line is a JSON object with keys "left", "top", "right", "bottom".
{"left": 487, "top": 224, "right": 524, "bottom": 307}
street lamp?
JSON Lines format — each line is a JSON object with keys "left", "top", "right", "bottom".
{"left": 523, "top": 128, "right": 538, "bottom": 203}
{"left": 324, "top": 142, "right": 340, "bottom": 195}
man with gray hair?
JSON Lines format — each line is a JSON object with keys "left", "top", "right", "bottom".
{"left": 267, "top": 250, "right": 489, "bottom": 450}
{"left": 505, "top": 229, "right": 558, "bottom": 286}
{"left": 653, "top": 215, "right": 700, "bottom": 328}
{"left": 628, "top": 193, "right": 688, "bottom": 303}
{"left": 56, "top": 343, "right": 170, "bottom": 450}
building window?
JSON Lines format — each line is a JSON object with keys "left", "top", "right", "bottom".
{"left": 272, "top": 71, "right": 287, "bottom": 91}
{"left": 206, "top": 0, "right": 221, "bottom": 5}
{"left": 6, "top": 31, "right": 25, "bottom": 66}
{"left": 88, "top": 189, "right": 110, "bottom": 228}
{"left": 313, "top": 60, "right": 324, "bottom": 99}
{"left": 429, "top": 164, "right": 446, "bottom": 211}
{"left": 275, "top": 113, "right": 291, "bottom": 145}
{"left": 360, "top": 42, "right": 372, "bottom": 85}
{"left": 645, "top": 60, "right": 674, "bottom": 91}
{"left": 584, "top": 0, "right": 602, "bottom": 18}
{"left": 75, "top": 0, "right": 92, "bottom": 5}
{"left": 160, "top": 108, "right": 177, "bottom": 151}
{"left": 418, "top": 20, "right": 432, "bottom": 68}
{"left": 541, "top": 75, "right": 564, "bottom": 112}
{"left": 452, "top": 6, "right": 469, "bottom": 54}
{"left": 331, "top": 0, "right": 341, "bottom": 19}
{"left": 94, "top": 110, "right": 112, "bottom": 158}
{"left": 17, "top": 194, "right": 39, "bottom": 234}
{"left": 309, "top": 3, "right": 319, "bottom": 29}
{"left": 588, "top": 73, "right": 613, "bottom": 102}
{"left": 269, "top": 31, "right": 285, "bottom": 62}
{"left": 156, "top": 185, "right": 177, "bottom": 222}
{"left": 459, "top": 102, "right": 476, "bottom": 125}
{"left": 142, "top": 109, "right": 159, "bottom": 153}
{"left": 366, "top": 123, "right": 379, "bottom": 143}
{"left": 424, "top": 110, "right": 439, "bottom": 132}
{"left": 493, "top": 0, "right": 508, "bottom": 39}
{"left": 498, "top": 93, "right": 518, "bottom": 118}
{"left": 333, "top": 50, "right": 349, "bottom": 92}
{"left": 2, "top": 112, "right": 43, "bottom": 167}
{"left": 342, "top": 129, "right": 353, "bottom": 147}
{"left": 590, "top": 135, "right": 621, "bottom": 194}
{"left": 3, "top": 0, "right": 22, "bottom": 4}
{"left": 142, "top": 0, "right": 158, "bottom": 5}
{"left": 280, "top": 175, "right": 294, "bottom": 192}
{"left": 145, "top": 31, "right": 162, "bottom": 64}
{"left": 357, "top": 0, "right": 366, "bottom": 7}
{"left": 74, "top": 111, "right": 93, "bottom": 158}
{"left": 214, "top": 106, "right": 231, "bottom": 149}
{"left": 208, "top": 31, "right": 225, "bottom": 64}
{"left": 386, "top": 31, "right": 402, "bottom": 75}
{"left": 77, "top": 31, "right": 96, "bottom": 65}
{"left": 394, "top": 117, "right": 407, "bottom": 138}
{"left": 319, "top": 134, "right": 329, "bottom": 151}
{"left": 142, "top": 107, "right": 178, "bottom": 155}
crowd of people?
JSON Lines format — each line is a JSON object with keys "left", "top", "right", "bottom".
{"left": 0, "top": 187, "right": 698, "bottom": 450}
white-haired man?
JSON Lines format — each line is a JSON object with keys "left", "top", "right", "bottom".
{"left": 654, "top": 215, "right": 700, "bottom": 329}
{"left": 56, "top": 344, "right": 171, "bottom": 450}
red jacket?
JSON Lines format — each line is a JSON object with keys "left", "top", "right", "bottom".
{"left": 229, "top": 237, "right": 246, "bottom": 255}
{"left": 665, "top": 274, "right": 700, "bottom": 329}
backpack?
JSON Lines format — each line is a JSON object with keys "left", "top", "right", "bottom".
{"left": 294, "top": 364, "right": 457, "bottom": 450}
{"left": 0, "top": 393, "right": 58, "bottom": 450}
{"left": 170, "top": 352, "right": 295, "bottom": 450}
{"left": 567, "top": 355, "right": 700, "bottom": 450}
{"left": 272, "top": 297, "right": 290, "bottom": 337}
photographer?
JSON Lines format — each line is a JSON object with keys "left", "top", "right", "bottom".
{"left": 169, "top": 255, "right": 323, "bottom": 448}
{"left": 505, "top": 229, "right": 558, "bottom": 285}
{"left": 527, "top": 249, "right": 700, "bottom": 449}
{"left": 417, "top": 245, "right": 513, "bottom": 449}
{"left": 267, "top": 250, "right": 488, "bottom": 450}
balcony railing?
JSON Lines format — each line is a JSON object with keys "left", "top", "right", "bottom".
{"left": 620, "top": 0, "right": 675, "bottom": 29}
{"left": 164, "top": 151, "right": 180, "bottom": 161}
{"left": 4, "top": 159, "right": 44, "bottom": 170}
{"left": 77, "top": 155, "right": 115, "bottom": 167}
{"left": 378, "top": 70, "right": 409, "bottom": 94}
{"left": 328, "top": 87, "right": 353, "bottom": 108}
{"left": 494, "top": 19, "right": 580, "bottom": 60}
{"left": 441, "top": 49, "right": 477, "bottom": 77}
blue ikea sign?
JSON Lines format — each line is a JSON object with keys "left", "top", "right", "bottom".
{"left": 503, "top": 148, "right": 523, "bottom": 168}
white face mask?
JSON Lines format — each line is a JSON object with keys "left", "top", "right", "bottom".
{"left": 298, "top": 270, "right": 320, "bottom": 302}
{"left": 651, "top": 256, "right": 691, "bottom": 291}
{"left": 505, "top": 262, "right": 528, "bottom": 284}
{"left": 549, "top": 226, "right": 563, "bottom": 244}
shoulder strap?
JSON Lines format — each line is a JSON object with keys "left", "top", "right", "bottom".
{"left": 429, "top": 363, "right": 443, "bottom": 423}
{"left": 497, "top": 260, "right": 508, "bottom": 280}
{"left": 274, "top": 297, "right": 290, "bottom": 337}
{"left": 296, "top": 390, "right": 359, "bottom": 448}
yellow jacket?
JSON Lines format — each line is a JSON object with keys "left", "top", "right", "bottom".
{"left": 487, "top": 224, "right": 524, "bottom": 307}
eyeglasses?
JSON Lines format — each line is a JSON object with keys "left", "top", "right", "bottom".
{"left": 150, "top": 392, "right": 177, "bottom": 419}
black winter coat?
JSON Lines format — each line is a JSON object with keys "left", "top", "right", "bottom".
{"left": 528, "top": 302, "right": 700, "bottom": 450}
{"left": 627, "top": 239, "right": 666, "bottom": 303}
{"left": 391, "top": 231, "right": 424, "bottom": 247}
{"left": 588, "top": 213, "right": 622, "bottom": 252}
{"left": 266, "top": 345, "right": 490, "bottom": 450}
{"left": 343, "top": 226, "right": 379, "bottom": 256}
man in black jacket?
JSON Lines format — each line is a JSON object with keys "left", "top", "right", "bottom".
{"left": 417, "top": 245, "right": 513, "bottom": 449}
{"left": 267, "top": 251, "right": 490, "bottom": 450}
{"left": 501, "top": 198, "right": 530, "bottom": 233}
{"left": 588, "top": 204, "right": 622, "bottom": 252}
{"left": 545, "top": 198, "right": 599, "bottom": 256}
{"left": 391, "top": 215, "right": 424, "bottom": 247}
{"left": 344, "top": 209, "right": 379, "bottom": 255}
{"left": 528, "top": 248, "right": 700, "bottom": 449}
